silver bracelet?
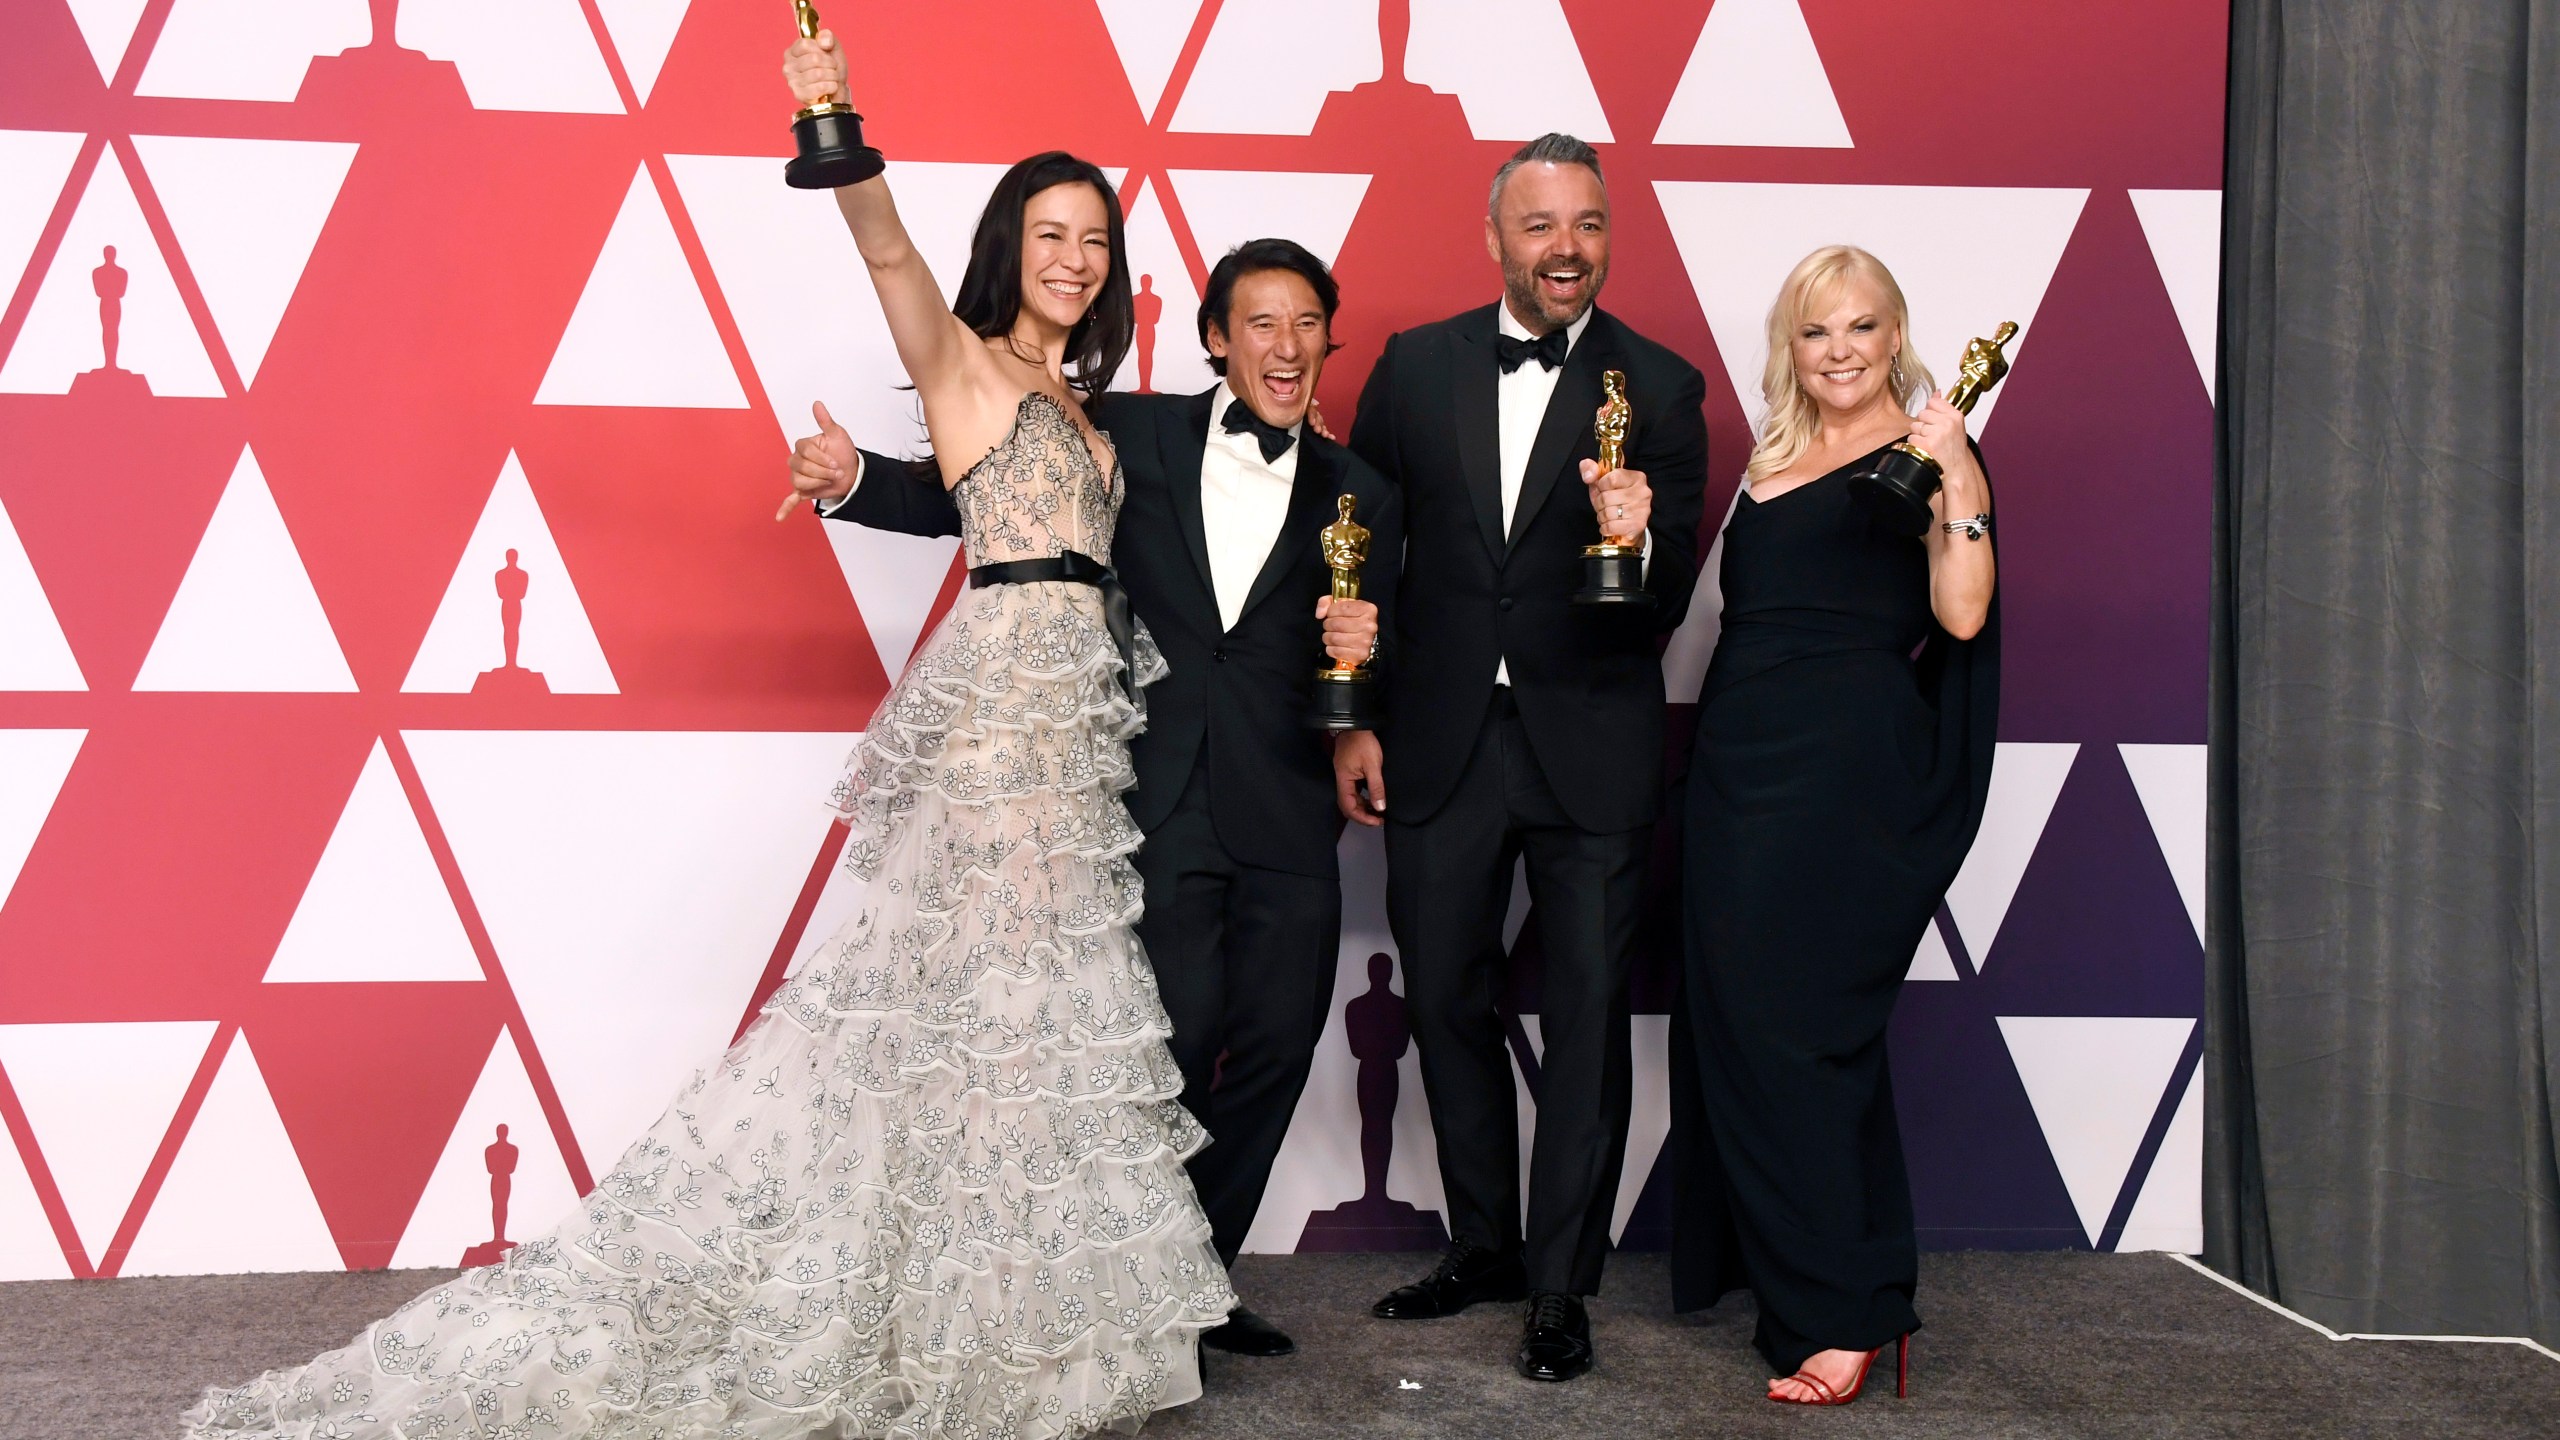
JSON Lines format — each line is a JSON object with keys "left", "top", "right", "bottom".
{"left": 1943, "top": 513, "right": 1990, "bottom": 541}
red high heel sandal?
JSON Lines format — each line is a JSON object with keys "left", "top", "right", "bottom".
{"left": 1767, "top": 1334, "right": 1910, "bottom": 1406}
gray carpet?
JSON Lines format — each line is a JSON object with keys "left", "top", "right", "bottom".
{"left": 6, "top": 1252, "right": 2555, "bottom": 1439}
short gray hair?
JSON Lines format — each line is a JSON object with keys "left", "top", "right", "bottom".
{"left": 1487, "top": 133, "right": 1605, "bottom": 222}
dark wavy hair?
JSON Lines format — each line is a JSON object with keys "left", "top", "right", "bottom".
{"left": 950, "top": 152, "right": 1132, "bottom": 396}
{"left": 1197, "top": 237, "right": 1345, "bottom": 378}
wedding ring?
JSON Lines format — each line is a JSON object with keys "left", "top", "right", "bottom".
{"left": 1611, "top": 505, "right": 1624, "bottom": 519}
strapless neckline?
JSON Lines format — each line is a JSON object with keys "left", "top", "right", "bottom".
{"left": 957, "top": 389, "right": 1119, "bottom": 497}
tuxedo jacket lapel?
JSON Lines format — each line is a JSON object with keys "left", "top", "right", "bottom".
{"left": 1159, "top": 388, "right": 1219, "bottom": 611}
{"left": 1233, "top": 440, "right": 1338, "bottom": 631}
{"left": 1510, "top": 312, "right": 1617, "bottom": 551}
{"left": 1452, "top": 309, "right": 1506, "bottom": 563}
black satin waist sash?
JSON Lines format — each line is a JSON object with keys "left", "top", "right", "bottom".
{"left": 967, "top": 550, "right": 1136, "bottom": 697}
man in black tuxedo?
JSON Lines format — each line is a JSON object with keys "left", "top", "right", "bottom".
{"left": 1338, "top": 133, "right": 1707, "bottom": 1382}
{"left": 786, "top": 240, "right": 1402, "bottom": 1359}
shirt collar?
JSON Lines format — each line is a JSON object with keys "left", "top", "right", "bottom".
{"left": 1496, "top": 298, "right": 1594, "bottom": 355}
{"left": 1214, "top": 378, "right": 1303, "bottom": 445}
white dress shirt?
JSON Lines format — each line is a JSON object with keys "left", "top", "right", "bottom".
{"left": 1494, "top": 301, "right": 1592, "bottom": 687}
{"left": 1201, "top": 381, "right": 1302, "bottom": 631}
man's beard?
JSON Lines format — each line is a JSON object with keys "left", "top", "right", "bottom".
{"left": 1501, "top": 250, "right": 1606, "bottom": 334}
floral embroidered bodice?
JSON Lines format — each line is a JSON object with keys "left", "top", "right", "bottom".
{"left": 953, "top": 390, "right": 1122, "bottom": 569}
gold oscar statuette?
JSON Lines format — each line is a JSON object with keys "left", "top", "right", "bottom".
{"left": 784, "top": 1, "right": 885, "bottom": 190}
{"left": 1308, "top": 494, "right": 1380, "bottom": 730}
{"left": 1849, "top": 320, "right": 2017, "bottom": 536}
{"left": 1573, "top": 369, "right": 1650, "bottom": 606}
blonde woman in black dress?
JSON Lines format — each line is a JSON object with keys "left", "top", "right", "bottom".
{"left": 1671, "top": 244, "right": 1998, "bottom": 1405}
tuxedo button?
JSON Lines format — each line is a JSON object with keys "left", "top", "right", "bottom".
{"left": 1498, "top": 597, "right": 1515, "bottom": 612}
{"left": 1213, "top": 649, "right": 1227, "bottom": 662}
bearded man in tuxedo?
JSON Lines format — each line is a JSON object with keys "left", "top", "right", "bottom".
{"left": 786, "top": 239, "right": 1401, "bottom": 1361}
{"left": 1339, "top": 132, "right": 1708, "bottom": 1383}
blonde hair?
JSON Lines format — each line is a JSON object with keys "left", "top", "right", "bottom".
{"left": 1743, "top": 245, "right": 1934, "bottom": 485}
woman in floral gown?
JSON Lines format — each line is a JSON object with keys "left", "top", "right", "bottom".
{"left": 180, "top": 24, "right": 1232, "bottom": 1440}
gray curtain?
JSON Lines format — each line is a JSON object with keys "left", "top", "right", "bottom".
{"left": 2210, "top": 0, "right": 2560, "bottom": 1343}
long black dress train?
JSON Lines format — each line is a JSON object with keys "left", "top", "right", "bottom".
{"left": 1669, "top": 446, "right": 1997, "bottom": 1374}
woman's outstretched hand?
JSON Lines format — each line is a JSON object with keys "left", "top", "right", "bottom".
{"left": 782, "top": 28, "right": 847, "bottom": 108}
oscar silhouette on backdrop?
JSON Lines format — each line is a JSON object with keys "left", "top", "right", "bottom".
{"left": 298, "top": 0, "right": 470, "bottom": 109}
{"left": 458, "top": 1124, "right": 520, "bottom": 1267}
{"left": 1299, "top": 952, "right": 1450, "bottom": 1251}
{"left": 1132, "top": 274, "right": 1162, "bottom": 392}
{"left": 470, "top": 548, "right": 551, "bottom": 696}
{"left": 70, "top": 245, "right": 148, "bottom": 400}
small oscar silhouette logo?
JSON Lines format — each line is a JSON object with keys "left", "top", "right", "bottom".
{"left": 470, "top": 548, "right": 551, "bottom": 697}
{"left": 458, "top": 1123, "right": 520, "bottom": 1268}
{"left": 1298, "top": 953, "right": 1449, "bottom": 1251}
{"left": 68, "top": 245, "right": 149, "bottom": 400}
{"left": 1132, "top": 274, "right": 1162, "bottom": 393}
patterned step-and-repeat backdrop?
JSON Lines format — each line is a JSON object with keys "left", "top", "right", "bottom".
{"left": 0, "top": 0, "right": 2225, "bottom": 1279}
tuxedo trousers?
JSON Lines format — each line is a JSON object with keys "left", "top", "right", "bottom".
{"left": 1136, "top": 764, "right": 1341, "bottom": 1264}
{"left": 1386, "top": 685, "right": 1648, "bottom": 1295}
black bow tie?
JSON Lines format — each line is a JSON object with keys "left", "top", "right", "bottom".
{"left": 1496, "top": 328, "right": 1569, "bottom": 374}
{"left": 1221, "top": 398, "right": 1297, "bottom": 464}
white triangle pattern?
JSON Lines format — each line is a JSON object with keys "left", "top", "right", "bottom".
{"left": 2119, "top": 743, "right": 2207, "bottom": 946}
{"left": 1509, "top": 1012, "right": 1542, "bottom": 1227}
{"left": 135, "top": 0, "right": 371, "bottom": 103}
{"left": 1171, "top": 0, "right": 1377, "bottom": 136}
{"left": 1095, "top": 0, "right": 1205, "bottom": 122}
{"left": 0, "top": 1020, "right": 218, "bottom": 1260}
{"left": 1660, "top": 482, "right": 1745, "bottom": 704}
{"left": 0, "top": 1120, "right": 70, "bottom": 1280}
{"left": 2129, "top": 189, "right": 2222, "bottom": 398}
{"left": 0, "top": 130, "right": 87, "bottom": 306}
{"left": 133, "top": 447, "right": 358, "bottom": 693}
{"left": 404, "top": 729, "right": 856, "bottom": 1167}
{"left": 0, "top": 145, "right": 224, "bottom": 397}
{"left": 783, "top": 820, "right": 862, "bottom": 983}
{"left": 2118, "top": 1062, "right": 2203, "bottom": 1254}
{"left": 0, "top": 730, "right": 88, "bottom": 915}
{"left": 1651, "top": 181, "right": 2089, "bottom": 436}
{"left": 129, "top": 135, "right": 359, "bottom": 385}
{"left": 1944, "top": 742, "right": 2079, "bottom": 970}
{"left": 63, "top": 0, "right": 153, "bottom": 84}
{"left": 593, "top": 0, "right": 690, "bottom": 105}
{"left": 390, "top": 1030, "right": 583, "bottom": 1268}
{"left": 402, "top": 451, "right": 618, "bottom": 694}
{"left": 397, "top": 0, "right": 624, "bottom": 113}
{"left": 1111, "top": 178, "right": 1214, "bottom": 398}
{"left": 264, "top": 742, "right": 483, "bottom": 983}
{"left": 534, "top": 165, "right": 744, "bottom": 409}
{"left": 1609, "top": 1015, "right": 1671, "bottom": 1243}
{"left": 1406, "top": 0, "right": 1613, "bottom": 142}
{"left": 817, "top": 521, "right": 961, "bottom": 680}
{"left": 1905, "top": 917, "right": 1960, "bottom": 982}
{"left": 666, "top": 154, "right": 1012, "bottom": 675}
{"left": 1653, "top": 0, "right": 1851, "bottom": 148}
{"left": 1163, "top": 169, "right": 1373, "bottom": 271}
{"left": 1997, "top": 1015, "right": 2194, "bottom": 1246}
{"left": 0, "top": 501, "right": 87, "bottom": 690}
{"left": 666, "top": 154, "right": 1009, "bottom": 450}
{"left": 121, "top": 1031, "right": 345, "bottom": 1275}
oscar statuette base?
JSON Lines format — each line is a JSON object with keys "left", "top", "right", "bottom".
{"left": 786, "top": 108, "right": 886, "bottom": 189}
{"left": 1308, "top": 668, "right": 1380, "bottom": 731}
{"left": 1573, "top": 544, "right": 1652, "bottom": 606}
{"left": 1848, "top": 443, "right": 1945, "bottom": 539}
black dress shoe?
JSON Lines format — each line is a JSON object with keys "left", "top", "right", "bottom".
{"left": 1516, "top": 1291, "right": 1593, "bottom": 1382}
{"left": 1201, "top": 1305, "right": 1296, "bottom": 1357}
{"left": 1371, "top": 1241, "right": 1529, "bottom": 1319}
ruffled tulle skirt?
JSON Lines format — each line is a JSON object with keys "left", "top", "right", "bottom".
{"left": 182, "top": 579, "right": 1231, "bottom": 1440}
